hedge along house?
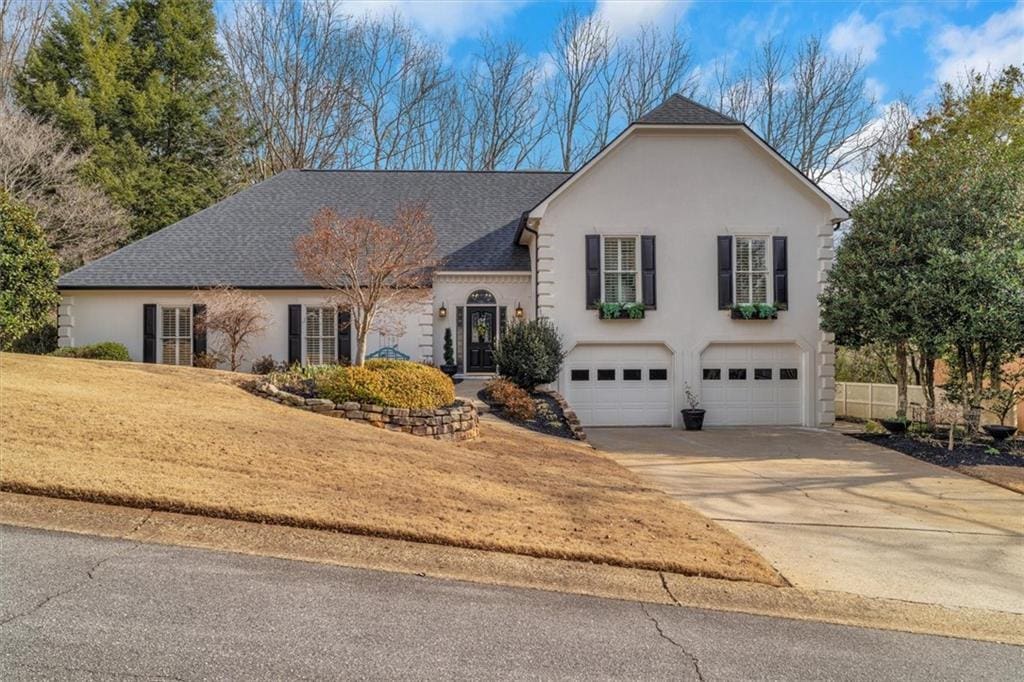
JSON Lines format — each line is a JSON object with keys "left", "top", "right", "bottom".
{"left": 58, "top": 95, "right": 848, "bottom": 428}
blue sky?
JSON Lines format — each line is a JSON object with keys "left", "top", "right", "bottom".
{"left": 337, "top": 0, "right": 1024, "bottom": 108}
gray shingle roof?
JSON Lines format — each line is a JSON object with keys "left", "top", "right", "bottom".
{"left": 59, "top": 169, "right": 570, "bottom": 288}
{"left": 634, "top": 94, "right": 740, "bottom": 126}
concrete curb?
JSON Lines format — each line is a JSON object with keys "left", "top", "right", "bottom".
{"left": 2, "top": 491, "right": 1022, "bottom": 646}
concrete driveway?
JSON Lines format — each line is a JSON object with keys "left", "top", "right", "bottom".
{"left": 588, "top": 426, "right": 1024, "bottom": 614}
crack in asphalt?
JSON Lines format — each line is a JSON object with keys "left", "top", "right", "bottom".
{"left": 639, "top": 602, "right": 706, "bottom": 681}
{"left": 0, "top": 510, "right": 154, "bottom": 628}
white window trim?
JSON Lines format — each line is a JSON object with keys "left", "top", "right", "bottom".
{"left": 733, "top": 235, "right": 773, "bottom": 306}
{"left": 304, "top": 305, "right": 337, "bottom": 365}
{"left": 158, "top": 305, "right": 192, "bottom": 366}
{"left": 599, "top": 234, "right": 642, "bottom": 304}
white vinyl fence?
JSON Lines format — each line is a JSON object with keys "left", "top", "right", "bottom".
{"left": 834, "top": 382, "right": 1014, "bottom": 426}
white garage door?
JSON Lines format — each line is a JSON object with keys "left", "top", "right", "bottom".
{"left": 700, "top": 343, "right": 803, "bottom": 426}
{"left": 564, "top": 345, "right": 673, "bottom": 426}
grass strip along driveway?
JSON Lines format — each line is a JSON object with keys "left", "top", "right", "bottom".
{"left": 0, "top": 354, "right": 780, "bottom": 585}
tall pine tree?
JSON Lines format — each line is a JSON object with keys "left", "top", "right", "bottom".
{"left": 16, "top": 0, "right": 244, "bottom": 239}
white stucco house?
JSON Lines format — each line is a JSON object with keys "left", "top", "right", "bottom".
{"left": 57, "top": 95, "right": 847, "bottom": 428}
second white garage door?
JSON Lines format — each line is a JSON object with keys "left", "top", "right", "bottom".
{"left": 564, "top": 344, "right": 673, "bottom": 426}
{"left": 700, "top": 343, "right": 804, "bottom": 426}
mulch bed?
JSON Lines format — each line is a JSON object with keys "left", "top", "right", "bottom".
{"left": 850, "top": 433, "right": 1024, "bottom": 469}
{"left": 479, "top": 390, "right": 576, "bottom": 440}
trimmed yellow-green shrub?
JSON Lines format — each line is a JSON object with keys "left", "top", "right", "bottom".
{"left": 313, "top": 360, "right": 455, "bottom": 409}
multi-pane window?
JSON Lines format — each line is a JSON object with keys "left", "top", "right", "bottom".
{"left": 160, "top": 306, "right": 192, "bottom": 366}
{"left": 735, "top": 237, "right": 769, "bottom": 305}
{"left": 305, "top": 307, "right": 337, "bottom": 365}
{"left": 602, "top": 237, "right": 639, "bottom": 304}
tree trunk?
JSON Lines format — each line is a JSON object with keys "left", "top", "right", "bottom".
{"left": 921, "top": 353, "right": 937, "bottom": 426}
{"left": 894, "top": 341, "right": 909, "bottom": 419}
{"left": 355, "top": 331, "right": 368, "bottom": 367}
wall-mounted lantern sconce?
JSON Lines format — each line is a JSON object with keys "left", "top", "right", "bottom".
{"left": 438, "top": 302, "right": 448, "bottom": 318}
{"left": 514, "top": 302, "right": 524, "bottom": 319}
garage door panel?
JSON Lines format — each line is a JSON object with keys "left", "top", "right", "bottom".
{"left": 701, "top": 343, "right": 804, "bottom": 427}
{"left": 565, "top": 345, "right": 673, "bottom": 427}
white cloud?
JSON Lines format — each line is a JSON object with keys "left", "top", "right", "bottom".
{"left": 828, "top": 11, "right": 886, "bottom": 64}
{"left": 593, "top": 0, "right": 692, "bottom": 38}
{"left": 931, "top": 1, "right": 1024, "bottom": 84}
{"left": 341, "top": 1, "right": 529, "bottom": 45}
{"left": 863, "top": 77, "right": 887, "bottom": 103}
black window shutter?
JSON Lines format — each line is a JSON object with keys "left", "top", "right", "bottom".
{"left": 337, "top": 308, "right": 351, "bottom": 365}
{"left": 772, "top": 236, "right": 788, "bottom": 310}
{"left": 717, "top": 236, "right": 733, "bottom": 310}
{"left": 143, "top": 304, "right": 157, "bottom": 363}
{"left": 192, "top": 304, "right": 207, "bottom": 356}
{"left": 585, "top": 235, "right": 600, "bottom": 309}
{"left": 288, "top": 304, "right": 302, "bottom": 365}
{"left": 641, "top": 236, "right": 656, "bottom": 309}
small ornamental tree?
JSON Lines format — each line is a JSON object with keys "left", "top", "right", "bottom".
{"left": 443, "top": 327, "right": 455, "bottom": 367}
{"left": 194, "top": 286, "right": 270, "bottom": 371}
{"left": 0, "top": 190, "right": 59, "bottom": 350}
{"left": 294, "top": 204, "right": 439, "bottom": 366}
{"left": 492, "top": 319, "right": 565, "bottom": 390}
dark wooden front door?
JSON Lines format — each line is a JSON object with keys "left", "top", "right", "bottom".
{"left": 467, "top": 307, "right": 497, "bottom": 373}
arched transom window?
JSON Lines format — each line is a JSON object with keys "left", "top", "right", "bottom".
{"left": 466, "top": 289, "right": 496, "bottom": 305}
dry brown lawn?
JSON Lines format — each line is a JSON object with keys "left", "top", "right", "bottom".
{"left": 957, "top": 465, "right": 1024, "bottom": 494}
{"left": 0, "top": 353, "right": 780, "bottom": 584}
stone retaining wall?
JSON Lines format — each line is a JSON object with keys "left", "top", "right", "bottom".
{"left": 252, "top": 382, "right": 479, "bottom": 441}
{"left": 547, "top": 391, "right": 587, "bottom": 441}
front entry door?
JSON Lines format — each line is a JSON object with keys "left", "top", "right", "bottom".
{"left": 467, "top": 307, "right": 497, "bottom": 373}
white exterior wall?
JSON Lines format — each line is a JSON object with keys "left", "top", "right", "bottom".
{"left": 532, "top": 128, "right": 836, "bottom": 427}
{"left": 430, "top": 272, "right": 533, "bottom": 373}
{"left": 58, "top": 289, "right": 430, "bottom": 371}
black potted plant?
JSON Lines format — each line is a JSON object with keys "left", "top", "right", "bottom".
{"left": 981, "top": 369, "right": 1023, "bottom": 442}
{"left": 439, "top": 328, "right": 458, "bottom": 377}
{"left": 681, "top": 383, "right": 705, "bottom": 431}
{"left": 879, "top": 416, "right": 909, "bottom": 435}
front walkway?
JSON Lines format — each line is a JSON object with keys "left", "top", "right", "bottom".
{"left": 588, "top": 426, "right": 1024, "bottom": 613}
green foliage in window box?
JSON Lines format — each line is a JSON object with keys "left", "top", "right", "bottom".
{"left": 597, "top": 301, "right": 645, "bottom": 319}
{"left": 730, "top": 303, "right": 778, "bottom": 320}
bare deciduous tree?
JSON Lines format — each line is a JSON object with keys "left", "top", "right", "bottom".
{"left": 0, "top": 0, "right": 51, "bottom": 101}
{"left": 705, "top": 36, "right": 879, "bottom": 183}
{"left": 618, "top": 23, "right": 697, "bottom": 122}
{"left": 222, "top": 0, "right": 361, "bottom": 180}
{"left": 464, "top": 37, "right": 546, "bottom": 170}
{"left": 194, "top": 286, "right": 270, "bottom": 372}
{"left": 830, "top": 99, "right": 914, "bottom": 205}
{"left": 349, "top": 12, "right": 450, "bottom": 169}
{"left": 544, "top": 8, "right": 612, "bottom": 171}
{"left": 0, "top": 101, "right": 128, "bottom": 267}
{"left": 294, "top": 204, "right": 439, "bottom": 365}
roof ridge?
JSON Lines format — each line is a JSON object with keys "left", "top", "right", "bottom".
{"left": 296, "top": 168, "right": 571, "bottom": 175}
{"left": 668, "top": 93, "right": 741, "bottom": 124}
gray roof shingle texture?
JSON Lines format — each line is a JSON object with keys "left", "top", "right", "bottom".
{"left": 634, "top": 94, "right": 740, "bottom": 126}
{"left": 59, "top": 169, "right": 570, "bottom": 288}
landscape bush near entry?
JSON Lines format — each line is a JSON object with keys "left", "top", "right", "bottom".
{"left": 484, "top": 378, "right": 536, "bottom": 421}
{"left": 492, "top": 319, "right": 565, "bottom": 391}
{"left": 51, "top": 341, "right": 130, "bottom": 361}
{"left": 272, "top": 360, "right": 455, "bottom": 410}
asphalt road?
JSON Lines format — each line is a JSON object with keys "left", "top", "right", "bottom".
{"left": 1, "top": 525, "right": 1021, "bottom": 680}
